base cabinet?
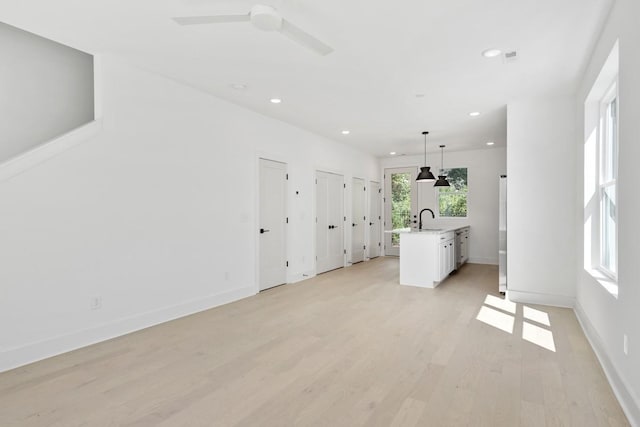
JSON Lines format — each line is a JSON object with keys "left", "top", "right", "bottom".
{"left": 399, "top": 226, "right": 470, "bottom": 288}
{"left": 438, "top": 232, "right": 456, "bottom": 281}
{"left": 455, "top": 227, "right": 470, "bottom": 268}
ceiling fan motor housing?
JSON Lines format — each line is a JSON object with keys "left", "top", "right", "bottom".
{"left": 250, "top": 5, "right": 282, "bottom": 31}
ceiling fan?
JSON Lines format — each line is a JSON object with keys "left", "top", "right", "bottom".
{"left": 172, "top": 4, "right": 333, "bottom": 56}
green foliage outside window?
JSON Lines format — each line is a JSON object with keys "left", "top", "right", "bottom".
{"left": 391, "top": 173, "right": 411, "bottom": 245}
{"left": 438, "top": 168, "right": 468, "bottom": 217}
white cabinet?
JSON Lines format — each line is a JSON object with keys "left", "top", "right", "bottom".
{"left": 448, "top": 240, "right": 456, "bottom": 272}
{"left": 455, "top": 227, "right": 470, "bottom": 268}
{"left": 438, "top": 232, "right": 455, "bottom": 281}
{"left": 399, "top": 226, "right": 469, "bottom": 288}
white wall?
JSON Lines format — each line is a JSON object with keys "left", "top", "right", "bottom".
{"left": 380, "top": 147, "right": 506, "bottom": 264}
{"left": 574, "top": 0, "right": 640, "bottom": 423}
{"left": 0, "top": 22, "right": 94, "bottom": 162}
{"left": 506, "top": 96, "right": 576, "bottom": 307}
{"left": 0, "top": 54, "right": 379, "bottom": 372}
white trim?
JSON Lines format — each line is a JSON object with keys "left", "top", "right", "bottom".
{"left": 506, "top": 290, "right": 575, "bottom": 308}
{"left": 0, "top": 119, "right": 103, "bottom": 183}
{"left": 0, "top": 285, "right": 255, "bottom": 373}
{"left": 574, "top": 302, "right": 640, "bottom": 426}
{"left": 598, "top": 79, "right": 618, "bottom": 279}
{"left": 93, "top": 54, "right": 103, "bottom": 120}
{"left": 288, "top": 271, "right": 316, "bottom": 284}
{"left": 467, "top": 257, "right": 498, "bottom": 265}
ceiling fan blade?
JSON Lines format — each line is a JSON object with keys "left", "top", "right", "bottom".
{"left": 280, "top": 19, "right": 333, "bottom": 56}
{"left": 172, "top": 14, "right": 250, "bottom": 25}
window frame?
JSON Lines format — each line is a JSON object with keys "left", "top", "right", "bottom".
{"left": 598, "top": 79, "right": 618, "bottom": 280}
{"left": 436, "top": 167, "right": 468, "bottom": 219}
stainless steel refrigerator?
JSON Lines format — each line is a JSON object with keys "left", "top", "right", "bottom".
{"left": 499, "top": 175, "right": 507, "bottom": 293}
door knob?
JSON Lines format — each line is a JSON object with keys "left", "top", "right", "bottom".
{"left": 352, "top": 223, "right": 357, "bottom": 227}
{"left": 369, "top": 222, "right": 374, "bottom": 226}
{"left": 260, "top": 228, "right": 270, "bottom": 234}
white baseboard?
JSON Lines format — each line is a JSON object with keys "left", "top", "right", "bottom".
{"left": 288, "top": 270, "right": 316, "bottom": 284}
{"left": 574, "top": 302, "right": 640, "bottom": 427}
{"left": 506, "top": 289, "right": 575, "bottom": 308}
{"left": 468, "top": 257, "right": 498, "bottom": 265}
{"left": 0, "top": 285, "right": 255, "bottom": 373}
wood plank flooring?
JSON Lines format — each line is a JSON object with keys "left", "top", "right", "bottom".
{"left": 0, "top": 258, "right": 629, "bottom": 426}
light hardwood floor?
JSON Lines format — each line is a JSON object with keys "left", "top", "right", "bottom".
{"left": 0, "top": 258, "right": 629, "bottom": 426}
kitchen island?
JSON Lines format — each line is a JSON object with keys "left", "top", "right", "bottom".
{"left": 397, "top": 226, "right": 470, "bottom": 288}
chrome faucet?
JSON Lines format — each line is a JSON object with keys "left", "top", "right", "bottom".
{"left": 419, "top": 208, "right": 435, "bottom": 230}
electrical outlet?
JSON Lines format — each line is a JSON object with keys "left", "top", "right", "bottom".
{"left": 90, "top": 296, "right": 102, "bottom": 310}
{"left": 624, "top": 334, "right": 629, "bottom": 355}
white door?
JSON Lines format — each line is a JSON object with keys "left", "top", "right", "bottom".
{"left": 369, "top": 181, "right": 382, "bottom": 258}
{"left": 384, "top": 168, "right": 418, "bottom": 256}
{"left": 351, "top": 177, "right": 365, "bottom": 264}
{"left": 259, "top": 159, "right": 287, "bottom": 291}
{"left": 316, "top": 171, "right": 345, "bottom": 274}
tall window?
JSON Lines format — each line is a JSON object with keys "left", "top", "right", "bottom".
{"left": 438, "top": 168, "right": 468, "bottom": 218}
{"left": 600, "top": 82, "right": 618, "bottom": 277}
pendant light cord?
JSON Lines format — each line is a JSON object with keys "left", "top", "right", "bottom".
{"left": 422, "top": 131, "right": 429, "bottom": 166}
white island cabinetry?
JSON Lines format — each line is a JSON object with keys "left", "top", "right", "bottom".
{"left": 399, "top": 226, "right": 468, "bottom": 288}
{"left": 455, "top": 226, "right": 470, "bottom": 268}
{"left": 438, "top": 232, "right": 456, "bottom": 281}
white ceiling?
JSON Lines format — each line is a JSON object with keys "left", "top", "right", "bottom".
{"left": 0, "top": 0, "right": 611, "bottom": 157}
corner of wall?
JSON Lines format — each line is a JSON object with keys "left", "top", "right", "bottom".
{"left": 574, "top": 301, "right": 640, "bottom": 426}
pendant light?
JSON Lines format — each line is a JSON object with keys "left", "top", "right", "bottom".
{"left": 434, "top": 144, "right": 450, "bottom": 187}
{"left": 416, "top": 131, "right": 436, "bottom": 182}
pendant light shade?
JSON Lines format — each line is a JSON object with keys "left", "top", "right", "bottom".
{"left": 416, "top": 131, "right": 436, "bottom": 182}
{"left": 416, "top": 167, "right": 436, "bottom": 182}
{"left": 434, "top": 144, "right": 450, "bottom": 187}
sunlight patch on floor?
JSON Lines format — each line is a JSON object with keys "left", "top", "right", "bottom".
{"left": 476, "top": 305, "right": 514, "bottom": 334}
{"left": 484, "top": 294, "right": 517, "bottom": 314}
{"left": 523, "top": 306, "right": 550, "bottom": 326}
{"left": 476, "top": 294, "right": 556, "bottom": 352}
{"left": 523, "top": 321, "right": 556, "bottom": 352}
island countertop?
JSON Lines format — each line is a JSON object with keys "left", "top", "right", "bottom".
{"left": 385, "top": 225, "right": 469, "bottom": 235}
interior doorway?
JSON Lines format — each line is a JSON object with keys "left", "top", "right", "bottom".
{"left": 258, "top": 158, "right": 287, "bottom": 290}
{"left": 369, "top": 181, "right": 382, "bottom": 258}
{"left": 316, "top": 171, "right": 345, "bottom": 273}
{"left": 351, "top": 177, "right": 366, "bottom": 264}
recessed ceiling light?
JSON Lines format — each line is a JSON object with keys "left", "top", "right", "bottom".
{"left": 341, "top": 130, "right": 350, "bottom": 135}
{"left": 482, "top": 48, "right": 502, "bottom": 58}
{"left": 230, "top": 83, "right": 247, "bottom": 90}
{"left": 469, "top": 111, "right": 481, "bottom": 117}
{"left": 486, "top": 141, "right": 495, "bottom": 146}
{"left": 270, "top": 98, "right": 282, "bottom": 104}
{"left": 390, "top": 152, "right": 396, "bottom": 155}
